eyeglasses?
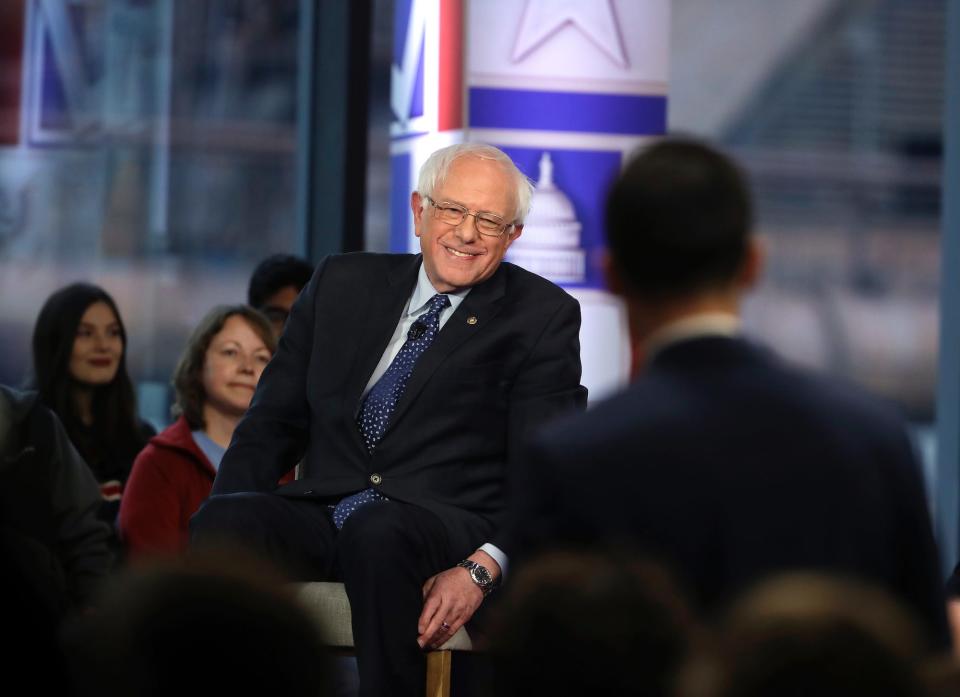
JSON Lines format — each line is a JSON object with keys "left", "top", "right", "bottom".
{"left": 424, "top": 196, "right": 514, "bottom": 238}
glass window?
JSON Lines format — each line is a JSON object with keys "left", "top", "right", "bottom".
{"left": 671, "top": 0, "right": 944, "bottom": 421}
{"left": 0, "top": 0, "right": 302, "bottom": 425}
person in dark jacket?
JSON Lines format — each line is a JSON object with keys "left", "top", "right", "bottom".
{"left": 119, "top": 305, "right": 288, "bottom": 558}
{"left": 0, "top": 383, "right": 112, "bottom": 616}
{"left": 509, "top": 138, "right": 949, "bottom": 649}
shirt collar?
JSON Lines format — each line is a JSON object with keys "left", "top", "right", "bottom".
{"left": 190, "top": 429, "right": 226, "bottom": 470}
{"left": 408, "top": 261, "right": 470, "bottom": 316}
{"left": 645, "top": 312, "right": 741, "bottom": 362}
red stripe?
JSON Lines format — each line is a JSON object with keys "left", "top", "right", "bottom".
{"left": 438, "top": 0, "right": 463, "bottom": 131}
{"left": 0, "top": 1, "right": 26, "bottom": 145}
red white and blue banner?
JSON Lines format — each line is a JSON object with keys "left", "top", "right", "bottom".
{"left": 391, "top": 0, "right": 669, "bottom": 399}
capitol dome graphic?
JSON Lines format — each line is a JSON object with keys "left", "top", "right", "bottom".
{"left": 507, "top": 152, "right": 586, "bottom": 285}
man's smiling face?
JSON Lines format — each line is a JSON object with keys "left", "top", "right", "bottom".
{"left": 411, "top": 155, "right": 523, "bottom": 293}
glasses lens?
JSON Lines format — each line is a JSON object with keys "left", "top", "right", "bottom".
{"left": 476, "top": 216, "right": 505, "bottom": 234}
{"left": 434, "top": 202, "right": 466, "bottom": 225}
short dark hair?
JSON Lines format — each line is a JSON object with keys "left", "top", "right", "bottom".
{"left": 63, "top": 554, "right": 332, "bottom": 697}
{"left": 247, "top": 254, "right": 314, "bottom": 309}
{"left": 605, "top": 137, "right": 753, "bottom": 298}
{"left": 172, "top": 305, "right": 276, "bottom": 429}
{"left": 707, "top": 574, "right": 928, "bottom": 697}
{"left": 488, "top": 550, "right": 698, "bottom": 697}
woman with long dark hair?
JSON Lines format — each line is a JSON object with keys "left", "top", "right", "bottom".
{"left": 32, "top": 283, "right": 154, "bottom": 539}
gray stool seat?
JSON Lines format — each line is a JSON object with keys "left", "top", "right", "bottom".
{"left": 292, "top": 581, "right": 472, "bottom": 697}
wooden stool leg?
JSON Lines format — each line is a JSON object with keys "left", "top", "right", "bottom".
{"left": 425, "top": 650, "right": 452, "bottom": 697}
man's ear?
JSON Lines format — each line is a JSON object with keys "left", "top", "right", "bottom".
{"left": 737, "top": 237, "right": 765, "bottom": 291}
{"left": 411, "top": 192, "right": 424, "bottom": 237}
{"left": 504, "top": 224, "right": 523, "bottom": 249}
{"left": 602, "top": 250, "right": 628, "bottom": 297}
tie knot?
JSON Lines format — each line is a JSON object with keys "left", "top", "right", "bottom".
{"left": 428, "top": 294, "right": 451, "bottom": 314}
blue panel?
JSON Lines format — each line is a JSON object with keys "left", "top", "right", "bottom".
{"left": 410, "top": 39, "right": 424, "bottom": 119}
{"left": 393, "top": 0, "right": 412, "bottom": 66}
{"left": 390, "top": 152, "right": 412, "bottom": 252}
{"left": 39, "top": 31, "right": 70, "bottom": 131}
{"left": 500, "top": 146, "right": 620, "bottom": 290}
{"left": 469, "top": 88, "right": 666, "bottom": 135}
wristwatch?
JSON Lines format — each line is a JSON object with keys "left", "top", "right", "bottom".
{"left": 457, "top": 559, "right": 497, "bottom": 596}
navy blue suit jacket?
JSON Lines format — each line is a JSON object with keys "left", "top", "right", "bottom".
{"left": 513, "top": 335, "right": 949, "bottom": 646}
{"left": 212, "top": 253, "right": 586, "bottom": 557}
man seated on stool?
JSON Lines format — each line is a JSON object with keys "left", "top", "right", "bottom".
{"left": 192, "top": 142, "right": 586, "bottom": 697}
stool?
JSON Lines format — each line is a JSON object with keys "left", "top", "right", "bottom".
{"left": 293, "top": 581, "right": 473, "bottom": 697}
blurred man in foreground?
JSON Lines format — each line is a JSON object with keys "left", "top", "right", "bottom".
{"left": 511, "top": 137, "right": 949, "bottom": 648}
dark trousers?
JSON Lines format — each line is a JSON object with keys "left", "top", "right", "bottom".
{"left": 191, "top": 493, "right": 455, "bottom": 697}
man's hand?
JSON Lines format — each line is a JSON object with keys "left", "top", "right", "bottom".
{"left": 417, "top": 550, "right": 500, "bottom": 649}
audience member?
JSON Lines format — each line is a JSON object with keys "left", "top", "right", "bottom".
{"left": 63, "top": 551, "right": 332, "bottom": 697}
{"left": 680, "top": 574, "right": 931, "bottom": 697}
{"left": 487, "top": 549, "right": 699, "bottom": 697}
{"left": 31, "top": 283, "right": 154, "bottom": 546}
{"left": 922, "top": 655, "right": 960, "bottom": 697}
{"left": 248, "top": 253, "right": 314, "bottom": 335}
{"left": 0, "top": 383, "right": 112, "bottom": 692}
{"left": 509, "top": 137, "right": 949, "bottom": 647}
{"left": 119, "top": 305, "right": 285, "bottom": 557}
{"left": 0, "top": 383, "right": 112, "bottom": 616}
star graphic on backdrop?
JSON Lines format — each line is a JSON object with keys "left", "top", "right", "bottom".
{"left": 511, "top": 0, "right": 628, "bottom": 68}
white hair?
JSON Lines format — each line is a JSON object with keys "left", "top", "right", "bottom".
{"left": 416, "top": 142, "right": 534, "bottom": 224}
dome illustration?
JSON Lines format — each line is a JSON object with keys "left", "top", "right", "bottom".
{"left": 507, "top": 152, "right": 586, "bottom": 284}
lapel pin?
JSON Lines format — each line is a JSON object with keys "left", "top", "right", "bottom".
{"left": 467, "top": 316, "right": 478, "bottom": 325}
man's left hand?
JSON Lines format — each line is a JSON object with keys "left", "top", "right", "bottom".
{"left": 417, "top": 550, "right": 500, "bottom": 649}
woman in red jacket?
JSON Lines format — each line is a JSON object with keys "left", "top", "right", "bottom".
{"left": 119, "top": 305, "right": 281, "bottom": 557}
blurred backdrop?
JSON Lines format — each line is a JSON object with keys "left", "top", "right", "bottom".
{"left": 0, "top": 0, "right": 946, "bottom": 433}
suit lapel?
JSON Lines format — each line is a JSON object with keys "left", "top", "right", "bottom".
{"left": 384, "top": 265, "right": 509, "bottom": 434}
{"left": 341, "top": 255, "right": 420, "bottom": 446}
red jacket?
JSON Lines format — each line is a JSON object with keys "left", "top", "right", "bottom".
{"left": 119, "top": 416, "right": 216, "bottom": 558}
{"left": 119, "top": 416, "right": 295, "bottom": 558}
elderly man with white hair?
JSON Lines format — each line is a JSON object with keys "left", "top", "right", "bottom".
{"left": 193, "top": 143, "right": 586, "bottom": 697}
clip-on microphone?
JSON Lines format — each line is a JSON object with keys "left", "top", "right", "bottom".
{"left": 408, "top": 320, "right": 428, "bottom": 341}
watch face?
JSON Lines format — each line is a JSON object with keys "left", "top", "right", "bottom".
{"left": 470, "top": 564, "right": 492, "bottom": 586}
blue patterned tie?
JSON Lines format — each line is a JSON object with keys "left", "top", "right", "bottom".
{"left": 332, "top": 293, "right": 451, "bottom": 530}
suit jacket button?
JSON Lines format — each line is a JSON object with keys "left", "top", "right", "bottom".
{"left": 370, "top": 473, "right": 382, "bottom": 485}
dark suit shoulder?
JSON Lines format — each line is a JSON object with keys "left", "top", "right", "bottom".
{"left": 320, "top": 252, "right": 416, "bottom": 276}
{"left": 744, "top": 343, "right": 912, "bottom": 446}
{"left": 500, "top": 262, "right": 578, "bottom": 307}
{"left": 653, "top": 336, "right": 908, "bottom": 431}
{"left": 307, "top": 253, "right": 419, "bottom": 297}
{"left": 534, "top": 336, "right": 911, "bottom": 464}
